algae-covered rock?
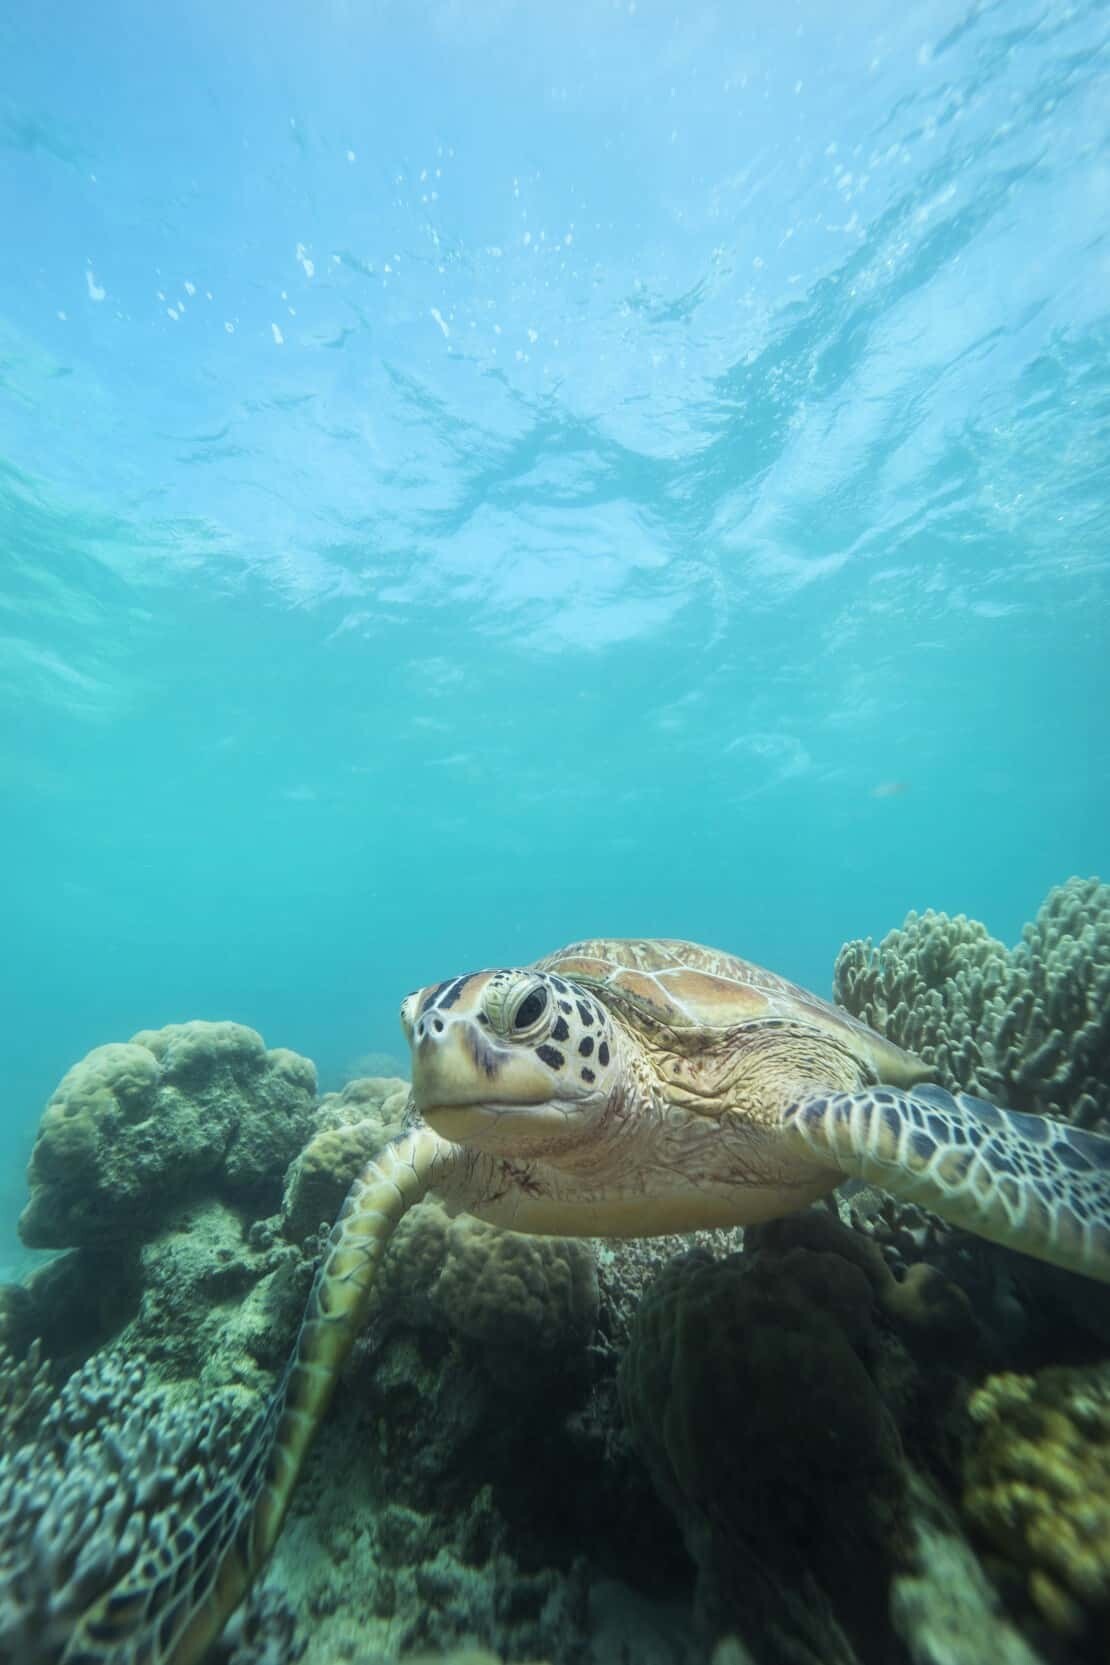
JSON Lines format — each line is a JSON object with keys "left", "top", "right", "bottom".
{"left": 19, "top": 1022, "right": 317, "bottom": 1249}
{"left": 834, "top": 876, "right": 1110, "bottom": 1133}
{"left": 962, "top": 1363, "right": 1110, "bottom": 1646}
{"left": 124, "top": 1200, "right": 314, "bottom": 1393}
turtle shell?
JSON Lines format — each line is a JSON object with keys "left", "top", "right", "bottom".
{"left": 535, "top": 937, "right": 928, "bottom": 1088}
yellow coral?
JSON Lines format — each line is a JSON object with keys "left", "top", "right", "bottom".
{"left": 963, "top": 1363, "right": 1110, "bottom": 1637}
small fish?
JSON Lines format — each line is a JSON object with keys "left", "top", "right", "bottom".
{"left": 871, "top": 781, "right": 910, "bottom": 799}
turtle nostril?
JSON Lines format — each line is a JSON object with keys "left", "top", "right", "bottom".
{"left": 433, "top": 1018, "right": 444, "bottom": 1034}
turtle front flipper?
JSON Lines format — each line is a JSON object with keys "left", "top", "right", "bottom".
{"left": 782, "top": 1083, "right": 1110, "bottom": 1284}
{"left": 65, "top": 1124, "right": 457, "bottom": 1665}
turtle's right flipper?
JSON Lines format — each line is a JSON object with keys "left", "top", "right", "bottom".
{"left": 783, "top": 1083, "right": 1110, "bottom": 1283}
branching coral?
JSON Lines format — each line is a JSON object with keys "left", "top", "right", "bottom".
{"left": 0, "top": 1349, "right": 265, "bottom": 1665}
{"left": 0, "top": 1340, "right": 53, "bottom": 1454}
{"left": 963, "top": 1363, "right": 1110, "bottom": 1644}
{"left": 834, "top": 877, "right": 1110, "bottom": 1133}
{"left": 20, "top": 1022, "right": 318, "bottom": 1248}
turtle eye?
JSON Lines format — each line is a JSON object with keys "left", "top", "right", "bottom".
{"left": 512, "top": 986, "right": 548, "bottom": 1031}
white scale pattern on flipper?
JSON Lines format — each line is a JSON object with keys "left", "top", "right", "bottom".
{"left": 783, "top": 1081, "right": 1110, "bottom": 1283}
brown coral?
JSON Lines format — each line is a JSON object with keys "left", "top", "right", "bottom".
{"left": 618, "top": 1231, "right": 908, "bottom": 1663}
{"left": 377, "top": 1200, "right": 598, "bottom": 1365}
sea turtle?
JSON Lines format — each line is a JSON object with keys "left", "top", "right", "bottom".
{"left": 69, "top": 939, "right": 1110, "bottom": 1664}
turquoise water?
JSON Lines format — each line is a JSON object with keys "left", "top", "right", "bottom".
{"left": 2, "top": 1, "right": 1108, "bottom": 1257}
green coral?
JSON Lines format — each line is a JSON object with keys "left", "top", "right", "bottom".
{"left": 834, "top": 876, "right": 1110, "bottom": 1133}
{"left": 963, "top": 1363, "right": 1110, "bottom": 1643}
{"left": 19, "top": 1022, "right": 318, "bottom": 1248}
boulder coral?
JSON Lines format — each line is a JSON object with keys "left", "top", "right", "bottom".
{"left": 281, "top": 1075, "right": 409, "bottom": 1245}
{"left": 19, "top": 1022, "right": 317, "bottom": 1249}
{"left": 834, "top": 876, "right": 1110, "bottom": 1134}
{"left": 377, "top": 1200, "right": 599, "bottom": 1367}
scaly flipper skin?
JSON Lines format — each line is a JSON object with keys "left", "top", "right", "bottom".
{"left": 783, "top": 1083, "right": 1110, "bottom": 1283}
{"left": 62, "top": 1125, "right": 455, "bottom": 1665}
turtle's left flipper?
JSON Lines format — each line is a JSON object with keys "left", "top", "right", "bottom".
{"left": 782, "top": 1082, "right": 1110, "bottom": 1284}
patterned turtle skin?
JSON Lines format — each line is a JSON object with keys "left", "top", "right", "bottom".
{"left": 62, "top": 939, "right": 1110, "bottom": 1664}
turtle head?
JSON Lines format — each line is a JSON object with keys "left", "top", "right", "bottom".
{"left": 400, "top": 967, "right": 620, "bottom": 1157}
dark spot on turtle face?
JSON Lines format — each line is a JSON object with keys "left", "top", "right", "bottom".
{"left": 551, "top": 977, "right": 569, "bottom": 993}
{"left": 419, "top": 979, "right": 454, "bottom": 1016}
{"left": 558, "top": 1000, "right": 573, "bottom": 1015}
{"left": 578, "top": 1036, "right": 594, "bottom": 1057}
{"left": 576, "top": 1000, "right": 594, "bottom": 1026}
{"left": 552, "top": 1016, "right": 570, "bottom": 1043}
{"left": 536, "top": 1044, "right": 565, "bottom": 1070}
{"left": 581, "top": 1067, "right": 596, "bottom": 1084}
{"left": 438, "top": 975, "right": 474, "bottom": 1011}
{"left": 598, "top": 1041, "right": 610, "bottom": 1066}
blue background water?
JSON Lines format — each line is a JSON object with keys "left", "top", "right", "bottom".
{"left": 2, "top": 1, "right": 1108, "bottom": 1262}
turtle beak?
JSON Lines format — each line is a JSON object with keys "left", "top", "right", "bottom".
{"left": 406, "top": 1009, "right": 552, "bottom": 1116}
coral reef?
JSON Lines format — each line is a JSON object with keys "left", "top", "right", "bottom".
{"left": 834, "top": 876, "right": 1110, "bottom": 1133}
{"left": 9, "top": 875, "right": 1110, "bottom": 1665}
{"left": 19, "top": 1022, "right": 317, "bottom": 1248}
{"left": 963, "top": 1363, "right": 1110, "bottom": 1646}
